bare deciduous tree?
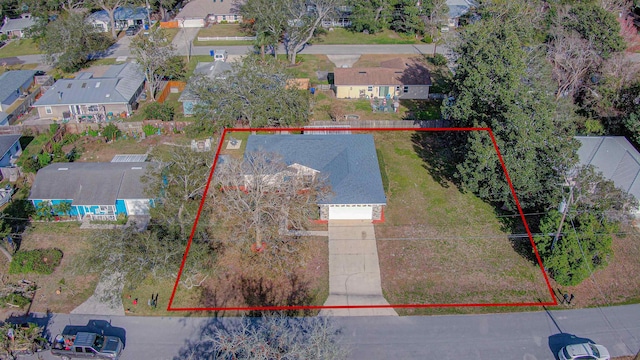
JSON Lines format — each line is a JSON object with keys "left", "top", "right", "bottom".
{"left": 177, "top": 315, "right": 350, "bottom": 360}
{"left": 130, "top": 28, "right": 179, "bottom": 101}
{"left": 282, "top": 0, "right": 340, "bottom": 65}
{"left": 210, "top": 151, "right": 330, "bottom": 253}
{"left": 547, "top": 28, "right": 601, "bottom": 100}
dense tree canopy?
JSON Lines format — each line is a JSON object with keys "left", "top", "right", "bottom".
{"left": 445, "top": 21, "right": 578, "bottom": 212}
{"left": 190, "top": 56, "right": 310, "bottom": 132}
{"left": 35, "top": 12, "right": 113, "bottom": 72}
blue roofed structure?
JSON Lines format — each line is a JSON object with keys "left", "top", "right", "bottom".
{"left": 87, "top": 7, "right": 150, "bottom": 32}
{"left": 0, "top": 70, "right": 37, "bottom": 112}
{"left": 446, "top": 0, "right": 477, "bottom": 28}
{"left": 244, "top": 134, "right": 386, "bottom": 221}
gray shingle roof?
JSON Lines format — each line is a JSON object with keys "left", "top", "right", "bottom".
{"left": 0, "top": 16, "right": 37, "bottom": 32}
{"left": 575, "top": 136, "right": 640, "bottom": 202}
{"left": 29, "top": 162, "right": 154, "bottom": 205}
{"left": 0, "top": 134, "right": 20, "bottom": 156}
{"left": 0, "top": 70, "right": 36, "bottom": 104}
{"left": 33, "top": 63, "right": 144, "bottom": 106}
{"left": 447, "top": 0, "right": 477, "bottom": 18}
{"left": 244, "top": 134, "right": 386, "bottom": 205}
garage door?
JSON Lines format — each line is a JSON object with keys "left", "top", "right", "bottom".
{"left": 329, "top": 206, "right": 372, "bottom": 220}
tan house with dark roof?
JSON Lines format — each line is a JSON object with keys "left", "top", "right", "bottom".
{"left": 175, "top": 0, "right": 241, "bottom": 27}
{"left": 333, "top": 58, "right": 432, "bottom": 100}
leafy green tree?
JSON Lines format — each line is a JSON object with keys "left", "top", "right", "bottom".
{"left": 238, "top": 0, "right": 286, "bottom": 57}
{"left": 34, "top": 201, "right": 53, "bottom": 221}
{"left": 191, "top": 56, "right": 310, "bottom": 131}
{"left": 390, "top": 0, "right": 424, "bottom": 36}
{"left": 130, "top": 29, "right": 180, "bottom": 101}
{"left": 444, "top": 21, "right": 578, "bottom": 212}
{"left": 347, "top": 0, "right": 392, "bottom": 34}
{"left": 563, "top": 3, "right": 625, "bottom": 59}
{"left": 52, "top": 201, "right": 72, "bottom": 217}
{"left": 534, "top": 166, "right": 636, "bottom": 286}
{"left": 144, "top": 102, "right": 175, "bottom": 121}
{"left": 37, "top": 12, "right": 113, "bottom": 72}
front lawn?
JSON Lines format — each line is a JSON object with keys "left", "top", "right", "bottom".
{"left": 0, "top": 39, "right": 42, "bottom": 57}
{"left": 194, "top": 24, "right": 253, "bottom": 46}
{"left": 313, "top": 28, "right": 422, "bottom": 45}
{"left": 374, "top": 131, "right": 553, "bottom": 314}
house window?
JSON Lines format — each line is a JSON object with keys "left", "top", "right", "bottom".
{"left": 45, "top": 106, "right": 52, "bottom": 114}
{"left": 222, "top": 15, "right": 226, "bottom": 20}
{"left": 367, "top": 86, "right": 373, "bottom": 91}
{"left": 403, "top": 86, "right": 409, "bottom": 93}
{"left": 234, "top": 15, "right": 238, "bottom": 21}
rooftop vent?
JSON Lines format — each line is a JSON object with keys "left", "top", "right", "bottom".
{"left": 131, "top": 166, "right": 143, "bottom": 170}
{"left": 57, "top": 167, "right": 68, "bottom": 171}
{"left": 95, "top": 82, "right": 101, "bottom": 88}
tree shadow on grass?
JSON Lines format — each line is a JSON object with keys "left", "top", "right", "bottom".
{"left": 239, "top": 274, "right": 315, "bottom": 317}
{"left": 410, "top": 130, "right": 466, "bottom": 189}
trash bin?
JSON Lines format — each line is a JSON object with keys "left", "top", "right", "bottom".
{"left": 210, "top": 50, "right": 215, "bottom": 57}
{"left": 310, "top": 87, "right": 315, "bottom": 95}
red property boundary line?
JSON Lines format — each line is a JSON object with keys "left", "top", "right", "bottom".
{"left": 167, "top": 127, "right": 558, "bottom": 311}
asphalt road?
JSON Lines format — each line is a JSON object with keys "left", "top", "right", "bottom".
{"left": 15, "top": 304, "right": 640, "bottom": 360}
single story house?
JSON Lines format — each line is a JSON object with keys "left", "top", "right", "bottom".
{"left": 175, "top": 0, "right": 242, "bottom": 28}
{"left": 0, "top": 134, "right": 21, "bottom": 181}
{"left": 0, "top": 14, "right": 37, "bottom": 38}
{"left": 178, "top": 61, "right": 233, "bottom": 116}
{"left": 29, "top": 162, "right": 155, "bottom": 220}
{"left": 576, "top": 136, "right": 640, "bottom": 215}
{"left": 244, "top": 134, "right": 386, "bottom": 221}
{"left": 32, "top": 62, "right": 145, "bottom": 121}
{"left": 333, "top": 58, "right": 431, "bottom": 100}
{"left": 445, "top": 0, "right": 477, "bottom": 28}
{"left": 87, "top": 7, "right": 150, "bottom": 32}
{"left": 0, "top": 70, "right": 37, "bottom": 112}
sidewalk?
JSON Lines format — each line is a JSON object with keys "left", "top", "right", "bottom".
{"left": 320, "top": 220, "right": 397, "bottom": 316}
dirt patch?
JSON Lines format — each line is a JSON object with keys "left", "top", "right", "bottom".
{"left": 172, "top": 236, "right": 329, "bottom": 315}
{"left": 0, "top": 223, "right": 98, "bottom": 314}
{"left": 76, "top": 133, "right": 190, "bottom": 163}
{"left": 353, "top": 54, "right": 428, "bottom": 68}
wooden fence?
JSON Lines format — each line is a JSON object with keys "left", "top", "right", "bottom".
{"left": 196, "top": 36, "right": 256, "bottom": 41}
{"left": 160, "top": 21, "right": 179, "bottom": 29}
{"left": 156, "top": 81, "right": 186, "bottom": 104}
{"left": 309, "top": 119, "right": 450, "bottom": 128}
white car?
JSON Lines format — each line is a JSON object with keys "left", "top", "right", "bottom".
{"left": 558, "top": 343, "right": 610, "bottom": 360}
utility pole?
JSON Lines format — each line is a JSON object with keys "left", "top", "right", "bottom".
{"left": 145, "top": 0, "right": 152, "bottom": 30}
{"left": 551, "top": 186, "right": 574, "bottom": 251}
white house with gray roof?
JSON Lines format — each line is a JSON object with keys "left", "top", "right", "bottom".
{"left": 0, "top": 14, "right": 37, "bottom": 38}
{"left": 576, "top": 136, "right": 640, "bottom": 214}
{"left": 32, "top": 62, "right": 145, "bottom": 121}
{"left": 29, "top": 162, "right": 155, "bottom": 220}
{"left": 244, "top": 134, "right": 386, "bottom": 221}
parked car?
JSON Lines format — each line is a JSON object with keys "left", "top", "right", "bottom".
{"left": 51, "top": 331, "right": 123, "bottom": 360}
{"left": 125, "top": 25, "right": 140, "bottom": 36}
{"left": 558, "top": 343, "right": 610, "bottom": 360}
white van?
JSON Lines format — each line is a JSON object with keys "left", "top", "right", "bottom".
{"left": 213, "top": 50, "right": 228, "bottom": 62}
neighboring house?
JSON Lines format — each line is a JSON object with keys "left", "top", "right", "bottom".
{"left": 178, "top": 61, "right": 233, "bottom": 116}
{"left": 333, "top": 58, "right": 431, "bottom": 100}
{"left": 87, "top": 7, "right": 150, "bottom": 32}
{"left": 0, "top": 70, "right": 37, "bottom": 126}
{"left": 0, "top": 14, "right": 37, "bottom": 38}
{"left": 0, "top": 134, "right": 22, "bottom": 181}
{"left": 322, "top": 5, "right": 353, "bottom": 28}
{"left": 32, "top": 62, "right": 145, "bottom": 121}
{"left": 0, "top": 70, "right": 37, "bottom": 112}
{"left": 244, "top": 134, "right": 386, "bottom": 221}
{"left": 175, "top": 0, "right": 242, "bottom": 28}
{"left": 576, "top": 136, "right": 640, "bottom": 214}
{"left": 446, "top": 0, "right": 477, "bottom": 28}
{"left": 29, "top": 162, "right": 155, "bottom": 220}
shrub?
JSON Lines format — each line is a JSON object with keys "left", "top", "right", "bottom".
{"left": 9, "top": 248, "right": 63, "bottom": 275}
{"left": 0, "top": 293, "right": 31, "bottom": 308}
{"left": 144, "top": 102, "right": 175, "bottom": 121}
{"left": 430, "top": 54, "right": 447, "bottom": 66}
{"left": 102, "top": 123, "right": 121, "bottom": 141}
{"left": 143, "top": 124, "right": 159, "bottom": 136}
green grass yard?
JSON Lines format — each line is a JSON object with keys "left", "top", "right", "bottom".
{"left": 373, "top": 131, "right": 553, "bottom": 314}
{"left": 0, "top": 39, "right": 42, "bottom": 57}
{"left": 312, "top": 28, "right": 422, "bottom": 45}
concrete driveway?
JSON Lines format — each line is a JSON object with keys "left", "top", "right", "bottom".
{"left": 320, "top": 220, "right": 397, "bottom": 316}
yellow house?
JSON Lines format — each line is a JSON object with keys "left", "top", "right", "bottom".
{"left": 333, "top": 58, "right": 432, "bottom": 100}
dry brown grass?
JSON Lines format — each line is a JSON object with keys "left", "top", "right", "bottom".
{"left": 0, "top": 223, "right": 98, "bottom": 313}
{"left": 171, "top": 236, "right": 329, "bottom": 315}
